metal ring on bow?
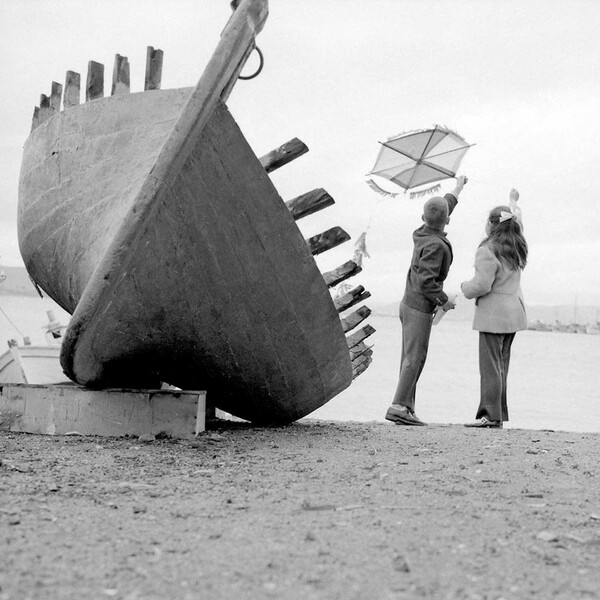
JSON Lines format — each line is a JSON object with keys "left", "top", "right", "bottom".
{"left": 238, "top": 46, "right": 264, "bottom": 80}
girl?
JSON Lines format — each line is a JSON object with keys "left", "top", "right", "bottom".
{"left": 461, "top": 189, "right": 528, "bottom": 428}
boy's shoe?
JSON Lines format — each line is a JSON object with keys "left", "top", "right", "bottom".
{"left": 385, "top": 405, "right": 427, "bottom": 426}
{"left": 464, "top": 416, "right": 503, "bottom": 429}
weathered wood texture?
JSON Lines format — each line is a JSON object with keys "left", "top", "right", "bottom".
{"left": 50, "top": 82, "right": 62, "bottom": 111}
{"left": 307, "top": 226, "right": 350, "bottom": 256}
{"left": 145, "top": 46, "right": 163, "bottom": 91}
{"left": 323, "top": 260, "right": 362, "bottom": 287}
{"left": 18, "top": 0, "right": 355, "bottom": 424}
{"left": 0, "top": 384, "right": 206, "bottom": 439}
{"left": 352, "top": 357, "right": 372, "bottom": 379}
{"left": 346, "top": 324, "right": 376, "bottom": 349}
{"left": 334, "top": 285, "right": 371, "bottom": 313}
{"left": 112, "top": 54, "right": 130, "bottom": 95}
{"left": 30, "top": 107, "right": 40, "bottom": 132}
{"left": 341, "top": 305, "right": 372, "bottom": 333}
{"left": 86, "top": 61, "right": 104, "bottom": 101}
{"left": 38, "top": 94, "right": 53, "bottom": 124}
{"left": 259, "top": 137, "right": 308, "bottom": 173}
{"left": 351, "top": 352, "right": 371, "bottom": 370}
{"left": 64, "top": 71, "right": 81, "bottom": 107}
{"left": 349, "top": 343, "right": 373, "bottom": 361}
{"left": 286, "top": 188, "right": 334, "bottom": 221}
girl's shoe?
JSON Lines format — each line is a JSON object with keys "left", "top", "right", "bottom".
{"left": 464, "top": 416, "right": 503, "bottom": 429}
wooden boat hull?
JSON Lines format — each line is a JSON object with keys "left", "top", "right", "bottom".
{"left": 17, "top": 0, "right": 369, "bottom": 423}
{"left": 19, "top": 91, "right": 352, "bottom": 424}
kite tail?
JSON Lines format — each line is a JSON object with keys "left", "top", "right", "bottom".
{"left": 365, "top": 178, "right": 400, "bottom": 198}
{"left": 409, "top": 184, "right": 441, "bottom": 199}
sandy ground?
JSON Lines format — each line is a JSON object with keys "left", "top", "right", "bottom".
{"left": 1, "top": 419, "right": 600, "bottom": 600}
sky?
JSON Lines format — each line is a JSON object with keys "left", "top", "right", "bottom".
{"left": 1, "top": 0, "right": 600, "bottom": 307}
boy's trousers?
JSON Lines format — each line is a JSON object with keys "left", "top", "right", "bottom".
{"left": 476, "top": 331, "right": 515, "bottom": 422}
{"left": 391, "top": 302, "right": 433, "bottom": 411}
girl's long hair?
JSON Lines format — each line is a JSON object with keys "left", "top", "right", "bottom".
{"left": 480, "top": 205, "right": 528, "bottom": 270}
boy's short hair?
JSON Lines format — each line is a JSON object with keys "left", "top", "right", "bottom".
{"left": 423, "top": 196, "right": 449, "bottom": 229}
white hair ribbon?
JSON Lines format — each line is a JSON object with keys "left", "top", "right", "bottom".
{"left": 499, "top": 210, "right": 516, "bottom": 223}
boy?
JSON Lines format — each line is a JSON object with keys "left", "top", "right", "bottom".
{"left": 385, "top": 175, "right": 468, "bottom": 426}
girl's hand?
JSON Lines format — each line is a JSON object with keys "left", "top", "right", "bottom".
{"left": 509, "top": 188, "right": 519, "bottom": 203}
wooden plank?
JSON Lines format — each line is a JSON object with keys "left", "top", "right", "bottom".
{"left": 351, "top": 352, "right": 371, "bottom": 370}
{"left": 306, "top": 226, "right": 350, "bottom": 256}
{"left": 286, "top": 188, "right": 334, "bottom": 221}
{"left": 86, "top": 60, "right": 104, "bottom": 101}
{"left": 349, "top": 341, "right": 372, "bottom": 360}
{"left": 64, "top": 71, "right": 81, "bottom": 107}
{"left": 341, "top": 305, "right": 371, "bottom": 333}
{"left": 145, "top": 46, "right": 163, "bottom": 90}
{"left": 30, "top": 106, "right": 40, "bottom": 132}
{"left": 259, "top": 138, "right": 308, "bottom": 173}
{"left": 38, "top": 93, "right": 53, "bottom": 124}
{"left": 334, "top": 285, "right": 371, "bottom": 313}
{"left": 346, "top": 324, "right": 376, "bottom": 349}
{"left": 0, "top": 384, "right": 206, "bottom": 439}
{"left": 49, "top": 81, "right": 62, "bottom": 111}
{"left": 323, "top": 260, "right": 362, "bottom": 287}
{"left": 111, "top": 54, "right": 130, "bottom": 95}
{"left": 352, "top": 357, "right": 372, "bottom": 379}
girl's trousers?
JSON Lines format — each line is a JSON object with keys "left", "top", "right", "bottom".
{"left": 476, "top": 331, "right": 516, "bottom": 422}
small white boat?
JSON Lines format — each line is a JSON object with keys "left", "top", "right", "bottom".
{"left": 0, "top": 341, "right": 67, "bottom": 385}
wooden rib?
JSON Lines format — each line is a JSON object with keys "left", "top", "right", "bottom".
{"left": 112, "top": 54, "right": 130, "bottom": 96}
{"left": 49, "top": 82, "right": 62, "bottom": 111}
{"left": 323, "top": 260, "right": 361, "bottom": 287}
{"left": 346, "top": 324, "right": 376, "bottom": 349}
{"left": 64, "top": 71, "right": 80, "bottom": 108}
{"left": 349, "top": 342, "right": 373, "bottom": 360}
{"left": 145, "top": 46, "right": 164, "bottom": 90}
{"left": 307, "top": 226, "right": 350, "bottom": 256}
{"left": 334, "top": 285, "right": 371, "bottom": 313}
{"left": 30, "top": 106, "right": 40, "bottom": 132}
{"left": 351, "top": 352, "right": 371, "bottom": 370}
{"left": 341, "top": 305, "right": 371, "bottom": 333}
{"left": 352, "top": 357, "right": 372, "bottom": 379}
{"left": 286, "top": 188, "right": 334, "bottom": 221}
{"left": 259, "top": 138, "right": 308, "bottom": 173}
{"left": 38, "top": 94, "right": 53, "bottom": 124}
{"left": 86, "top": 61, "right": 104, "bottom": 101}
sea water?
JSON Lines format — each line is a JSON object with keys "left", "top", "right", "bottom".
{"left": 1, "top": 296, "right": 599, "bottom": 434}
{"left": 310, "top": 314, "right": 600, "bottom": 433}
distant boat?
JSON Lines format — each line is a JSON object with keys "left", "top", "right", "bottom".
{"left": 16, "top": 0, "right": 373, "bottom": 424}
{"left": 0, "top": 311, "right": 68, "bottom": 385}
{"left": 0, "top": 341, "right": 66, "bottom": 385}
{"left": 586, "top": 323, "right": 600, "bottom": 335}
{"left": 527, "top": 320, "right": 552, "bottom": 332}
